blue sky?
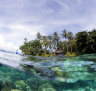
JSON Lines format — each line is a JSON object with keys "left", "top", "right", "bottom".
{"left": 0, "top": 0, "right": 96, "bottom": 52}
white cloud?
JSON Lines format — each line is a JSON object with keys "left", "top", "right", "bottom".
{"left": 0, "top": 22, "right": 48, "bottom": 52}
{"left": 0, "top": 35, "right": 5, "bottom": 44}
{"left": 0, "top": 0, "right": 96, "bottom": 52}
{"left": 0, "top": 34, "right": 17, "bottom": 52}
{"left": 54, "top": 0, "right": 69, "bottom": 11}
{"left": 84, "top": 24, "right": 96, "bottom": 31}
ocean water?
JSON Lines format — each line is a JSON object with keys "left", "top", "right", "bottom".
{"left": 0, "top": 51, "right": 96, "bottom": 91}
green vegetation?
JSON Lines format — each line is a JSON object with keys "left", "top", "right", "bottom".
{"left": 76, "top": 29, "right": 96, "bottom": 54}
{"left": 20, "top": 29, "right": 96, "bottom": 56}
{"left": 65, "top": 52, "right": 77, "bottom": 57}
{"left": 20, "top": 40, "right": 44, "bottom": 56}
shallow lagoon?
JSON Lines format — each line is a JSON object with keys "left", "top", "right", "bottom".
{"left": 0, "top": 51, "right": 96, "bottom": 91}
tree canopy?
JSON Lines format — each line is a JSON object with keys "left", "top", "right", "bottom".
{"left": 20, "top": 29, "right": 96, "bottom": 56}
{"left": 20, "top": 40, "right": 44, "bottom": 56}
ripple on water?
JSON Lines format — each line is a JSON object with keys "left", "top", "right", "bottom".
{"left": 1, "top": 51, "right": 96, "bottom": 90}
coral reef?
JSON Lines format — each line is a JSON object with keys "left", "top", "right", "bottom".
{"left": 11, "top": 89, "right": 23, "bottom": 91}
{"left": 38, "top": 83, "right": 56, "bottom": 91}
{"left": 1, "top": 53, "right": 96, "bottom": 91}
{"left": 15, "top": 80, "right": 27, "bottom": 90}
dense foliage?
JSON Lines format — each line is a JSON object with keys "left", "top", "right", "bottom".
{"left": 20, "top": 40, "right": 44, "bottom": 56}
{"left": 76, "top": 29, "right": 96, "bottom": 54}
{"left": 20, "top": 29, "right": 96, "bottom": 56}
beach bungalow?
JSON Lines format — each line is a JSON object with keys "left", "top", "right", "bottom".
{"left": 55, "top": 48, "right": 64, "bottom": 56}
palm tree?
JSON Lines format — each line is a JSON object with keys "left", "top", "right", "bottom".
{"left": 36, "top": 32, "right": 42, "bottom": 42}
{"left": 62, "top": 29, "right": 68, "bottom": 39}
{"left": 24, "top": 37, "right": 27, "bottom": 44}
{"left": 48, "top": 35, "right": 53, "bottom": 52}
{"left": 67, "top": 31, "right": 73, "bottom": 53}
{"left": 42, "top": 36, "right": 49, "bottom": 54}
{"left": 62, "top": 30, "right": 69, "bottom": 52}
{"left": 53, "top": 32, "right": 60, "bottom": 49}
{"left": 36, "top": 32, "right": 42, "bottom": 49}
{"left": 67, "top": 31, "right": 73, "bottom": 41}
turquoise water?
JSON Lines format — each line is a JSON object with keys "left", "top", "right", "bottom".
{"left": 0, "top": 51, "right": 96, "bottom": 91}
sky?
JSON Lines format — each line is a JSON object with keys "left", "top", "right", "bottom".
{"left": 0, "top": 0, "right": 96, "bottom": 52}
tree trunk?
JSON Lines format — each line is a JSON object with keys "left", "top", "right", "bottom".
{"left": 44, "top": 46, "right": 47, "bottom": 54}
{"left": 67, "top": 45, "right": 68, "bottom": 53}
{"left": 70, "top": 41, "right": 72, "bottom": 53}
{"left": 71, "top": 46, "right": 72, "bottom": 53}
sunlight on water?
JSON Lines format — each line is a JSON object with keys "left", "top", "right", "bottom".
{"left": 0, "top": 51, "right": 96, "bottom": 90}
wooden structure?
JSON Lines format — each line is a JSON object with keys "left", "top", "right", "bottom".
{"left": 55, "top": 48, "right": 64, "bottom": 56}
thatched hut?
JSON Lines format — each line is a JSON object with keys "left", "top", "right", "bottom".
{"left": 55, "top": 48, "right": 64, "bottom": 56}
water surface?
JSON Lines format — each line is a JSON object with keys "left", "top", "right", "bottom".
{"left": 0, "top": 51, "right": 96, "bottom": 91}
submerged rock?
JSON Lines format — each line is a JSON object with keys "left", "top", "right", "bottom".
{"left": 1, "top": 86, "right": 12, "bottom": 91}
{"left": 86, "top": 86, "right": 90, "bottom": 91}
{"left": 3, "top": 79, "right": 13, "bottom": 87}
{"left": 15, "top": 80, "right": 27, "bottom": 90}
{"left": 11, "top": 89, "right": 23, "bottom": 91}
{"left": 38, "top": 83, "right": 56, "bottom": 91}
{"left": 52, "top": 67, "right": 64, "bottom": 76}
{"left": 55, "top": 77, "right": 66, "bottom": 82}
{"left": 67, "top": 78, "right": 78, "bottom": 83}
{"left": 26, "top": 77, "right": 45, "bottom": 90}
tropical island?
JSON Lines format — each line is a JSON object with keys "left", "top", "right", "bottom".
{"left": 20, "top": 29, "right": 96, "bottom": 57}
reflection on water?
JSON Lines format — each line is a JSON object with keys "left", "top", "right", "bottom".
{"left": 0, "top": 51, "right": 96, "bottom": 90}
